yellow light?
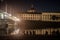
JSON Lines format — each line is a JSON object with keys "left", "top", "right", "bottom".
{"left": 15, "top": 18, "right": 20, "bottom": 21}
{"left": 13, "top": 16, "right": 20, "bottom": 21}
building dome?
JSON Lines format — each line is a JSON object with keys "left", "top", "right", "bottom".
{"left": 27, "top": 5, "right": 37, "bottom": 13}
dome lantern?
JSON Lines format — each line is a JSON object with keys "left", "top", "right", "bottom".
{"left": 27, "top": 4, "right": 37, "bottom": 13}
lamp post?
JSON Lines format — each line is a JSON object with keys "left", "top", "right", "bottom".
{"left": 5, "top": 0, "right": 8, "bottom": 35}
{"left": 1, "top": 0, "right": 8, "bottom": 34}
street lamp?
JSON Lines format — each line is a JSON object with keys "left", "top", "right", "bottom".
{"left": 1, "top": 0, "right": 8, "bottom": 35}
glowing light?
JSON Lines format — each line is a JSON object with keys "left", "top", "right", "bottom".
{"left": 11, "top": 29, "right": 20, "bottom": 35}
{"left": 3, "top": 12, "right": 20, "bottom": 22}
{"left": 1, "top": 14, "right": 4, "bottom": 19}
{"left": 13, "top": 16, "right": 20, "bottom": 21}
{"left": 15, "top": 18, "right": 20, "bottom": 21}
{"left": 4, "top": 14, "right": 7, "bottom": 17}
{"left": 8, "top": 14, "right": 12, "bottom": 16}
{"left": 3, "top": 12, "right": 12, "bottom": 16}
{"left": 14, "top": 17, "right": 17, "bottom": 18}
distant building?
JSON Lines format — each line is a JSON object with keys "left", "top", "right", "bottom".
{"left": 18, "top": 6, "right": 60, "bottom": 35}
{"left": 0, "top": 5, "right": 60, "bottom": 36}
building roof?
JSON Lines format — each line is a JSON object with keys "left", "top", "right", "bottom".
{"left": 18, "top": 12, "right": 42, "bottom": 14}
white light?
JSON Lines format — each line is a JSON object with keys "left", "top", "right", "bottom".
{"left": 3, "top": 12, "right": 20, "bottom": 22}
{"left": 14, "top": 17, "right": 17, "bottom": 18}
{"left": 3, "top": 12, "right": 12, "bottom": 16}
{"left": 1, "top": 14, "right": 4, "bottom": 19}
{"left": 15, "top": 18, "right": 20, "bottom": 21}
{"left": 13, "top": 16, "right": 20, "bottom": 21}
{"left": 11, "top": 29, "right": 20, "bottom": 35}
{"left": 8, "top": 14, "right": 12, "bottom": 16}
{"left": 4, "top": 14, "right": 7, "bottom": 17}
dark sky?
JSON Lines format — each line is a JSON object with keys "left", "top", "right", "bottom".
{"left": 0, "top": 0, "right": 60, "bottom": 12}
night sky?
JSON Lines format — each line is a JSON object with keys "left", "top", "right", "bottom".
{"left": 0, "top": 0, "right": 60, "bottom": 12}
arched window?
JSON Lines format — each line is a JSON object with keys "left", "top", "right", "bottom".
{"left": 52, "top": 15, "right": 56, "bottom": 20}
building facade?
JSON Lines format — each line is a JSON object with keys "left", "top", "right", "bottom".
{"left": 16, "top": 7, "right": 60, "bottom": 36}
{"left": 0, "top": 7, "right": 60, "bottom": 36}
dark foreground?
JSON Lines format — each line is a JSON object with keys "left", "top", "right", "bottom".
{"left": 0, "top": 35, "right": 60, "bottom": 40}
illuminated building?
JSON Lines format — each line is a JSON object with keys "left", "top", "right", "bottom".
{"left": 0, "top": 5, "right": 60, "bottom": 36}
{"left": 18, "top": 6, "right": 60, "bottom": 36}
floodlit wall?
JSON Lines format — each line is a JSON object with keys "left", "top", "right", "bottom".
{"left": 42, "top": 12, "right": 60, "bottom": 22}
{"left": 20, "top": 13, "right": 42, "bottom": 20}
{"left": 19, "top": 12, "right": 60, "bottom": 22}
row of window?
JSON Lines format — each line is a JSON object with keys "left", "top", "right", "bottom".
{"left": 21, "top": 16, "right": 41, "bottom": 20}
{"left": 42, "top": 15, "right": 60, "bottom": 21}
{"left": 20, "top": 14, "right": 41, "bottom": 20}
{"left": 20, "top": 14, "right": 41, "bottom": 17}
{"left": 23, "top": 28, "right": 60, "bottom": 35}
{"left": 20, "top": 14, "right": 60, "bottom": 21}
